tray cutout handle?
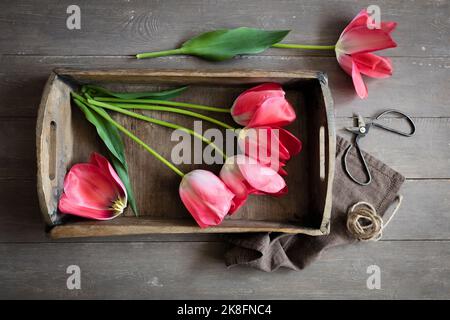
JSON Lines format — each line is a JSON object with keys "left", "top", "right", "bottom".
{"left": 319, "top": 125, "right": 325, "bottom": 181}
{"left": 48, "top": 120, "right": 57, "bottom": 181}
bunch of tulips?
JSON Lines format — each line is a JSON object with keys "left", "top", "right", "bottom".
{"left": 58, "top": 8, "right": 398, "bottom": 227}
{"left": 59, "top": 83, "right": 302, "bottom": 228}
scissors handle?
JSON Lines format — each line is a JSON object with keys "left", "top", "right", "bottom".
{"left": 372, "top": 109, "right": 416, "bottom": 137}
{"left": 343, "top": 136, "right": 372, "bottom": 186}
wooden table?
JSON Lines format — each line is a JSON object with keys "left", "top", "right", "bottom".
{"left": 0, "top": 0, "right": 449, "bottom": 299}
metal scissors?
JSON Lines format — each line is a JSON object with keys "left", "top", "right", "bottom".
{"left": 343, "top": 109, "right": 416, "bottom": 186}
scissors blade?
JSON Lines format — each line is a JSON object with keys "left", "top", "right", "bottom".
{"left": 357, "top": 114, "right": 366, "bottom": 128}
{"left": 345, "top": 126, "right": 361, "bottom": 134}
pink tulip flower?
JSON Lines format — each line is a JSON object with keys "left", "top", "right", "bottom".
{"left": 220, "top": 155, "right": 287, "bottom": 214}
{"left": 335, "top": 9, "right": 397, "bottom": 98}
{"left": 179, "top": 169, "right": 235, "bottom": 228}
{"left": 231, "top": 83, "right": 296, "bottom": 127}
{"left": 237, "top": 126, "right": 302, "bottom": 175}
{"left": 58, "top": 153, "right": 127, "bottom": 220}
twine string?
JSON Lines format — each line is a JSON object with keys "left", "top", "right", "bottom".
{"left": 346, "top": 195, "right": 403, "bottom": 241}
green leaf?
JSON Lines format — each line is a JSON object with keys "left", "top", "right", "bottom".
{"left": 83, "top": 85, "right": 188, "bottom": 100}
{"left": 180, "top": 27, "right": 290, "bottom": 61}
{"left": 109, "top": 154, "right": 138, "bottom": 216}
{"left": 72, "top": 98, "right": 138, "bottom": 216}
{"left": 73, "top": 98, "right": 126, "bottom": 166}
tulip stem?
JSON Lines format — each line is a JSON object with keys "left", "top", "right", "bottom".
{"left": 94, "top": 97, "right": 231, "bottom": 113}
{"left": 87, "top": 99, "right": 227, "bottom": 160}
{"left": 72, "top": 94, "right": 186, "bottom": 178}
{"left": 136, "top": 48, "right": 185, "bottom": 59}
{"left": 272, "top": 43, "right": 336, "bottom": 50}
{"left": 101, "top": 103, "right": 235, "bottom": 130}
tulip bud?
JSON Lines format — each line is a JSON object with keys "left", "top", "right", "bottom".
{"left": 179, "top": 170, "right": 235, "bottom": 228}
{"left": 220, "top": 155, "right": 287, "bottom": 214}
{"left": 231, "top": 83, "right": 296, "bottom": 127}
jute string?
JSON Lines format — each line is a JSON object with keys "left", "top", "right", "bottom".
{"left": 346, "top": 195, "right": 403, "bottom": 241}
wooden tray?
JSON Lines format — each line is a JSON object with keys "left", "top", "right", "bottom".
{"left": 37, "top": 69, "right": 335, "bottom": 238}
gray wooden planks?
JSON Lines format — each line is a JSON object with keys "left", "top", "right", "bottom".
{"left": 1, "top": 55, "right": 449, "bottom": 118}
{"left": 0, "top": 179, "right": 449, "bottom": 243}
{"left": 0, "top": 119, "right": 35, "bottom": 179}
{"left": 0, "top": 0, "right": 448, "bottom": 57}
{"left": 0, "top": 241, "right": 449, "bottom": 299}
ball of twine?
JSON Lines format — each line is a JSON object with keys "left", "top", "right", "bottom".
{"left": 346, "top": 202, "right": 383, "bottom": 241}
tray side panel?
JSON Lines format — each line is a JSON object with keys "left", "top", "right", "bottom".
{"left": 36, "top": 74, "right": 75, "bottom": 225}
{"left": 318, "top": 74, "right": 335, "bottom": 233}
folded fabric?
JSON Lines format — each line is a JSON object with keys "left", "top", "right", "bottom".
{"left": 224, "top": 135, "right": 405, "bottom": 272}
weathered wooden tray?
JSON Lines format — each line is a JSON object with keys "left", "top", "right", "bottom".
{"left": 37, "top": 69, "right": 335, "bottom": 238}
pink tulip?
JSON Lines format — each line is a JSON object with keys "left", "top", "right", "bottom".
{"left": 179, "top": 169, "right": 235, "bottom": 228}
{"left": 231, "top": 83, "right": 296, "bottom": 127}
{"left": 220, "top": 155, "right": 287, "bottom": 214}
{"left": 237, "top": 126, "right": 302, "bottom": 175}
{"left": 58, "top": 153, "right": 127, "bottom": 220}
{"left": 335, "top": 9, "right": 397, "bottom": 98}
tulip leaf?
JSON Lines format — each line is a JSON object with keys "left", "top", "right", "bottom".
{"left": 179, "top": 27, "right": 290, "bottom": 61}
{"left": 72, "top": 98, "right": 138, "bottom": 216}
{"left": 109, "top": 154, "right": 138, "bottom": 216}
{"left": 82, "top": 85, "right": 188, "bottom": 100}
{"left": 73, "top": 98, "right": 126, "bottom": 166}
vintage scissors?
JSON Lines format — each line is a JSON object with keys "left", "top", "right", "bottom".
{"left": 343, "top": 110, "right": 416, "bottom": 186}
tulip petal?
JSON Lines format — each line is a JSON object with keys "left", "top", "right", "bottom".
{"left": 336, "top": 52, "right": 353, "bottom": 76}
{"left": 341, "top": 9, "right": 369, "bottom": 34}
{"left": 237, "top": 158, "right": 286, "bottom": 194}
{"left": 278, "top": 164, "right": 288, "bottom": 176}
{"left": 220, "top": 155, "right": 287, "bottom": 213}
{"left": 247, "top": 97, "right": 296, "bottom": 127}
{"left": 278, "top": 128, "right": 302, "bottom": 156}
{"left": 341, "top": 10, "right": 396, "bottom": 35}
{"left": 238, "top": 127, "right": 302, "bottom": 172}
{"left": 58, "top": 153, "right": 127, "bottom": 220}
{"left": 231, "top": 84, "right": 285, "bottom": 126}
{"left": 381, "top": 21, "right": 397, "bottom": 34}
{"left": 58, "top": 194, "right": 121, "bottom": 220}
{"left": 90, "top": 153, "right": 127, "bottom": 200}
{"left": 220, "top": 158, "right": 251, "bottom": 198}
{"left": 238, "top": 127, "right": 282, "bottom": 169}
{"left": 63, "top": 164, "right": 121, "bottom": 209}
{"left": 338, "top": 26, "right": 397, "bottom": 55}
{"left": 179, "top": 170, "right": 234, "bottom": 228}
{"left": 179, "top": 187, "right": 224, "bottom": 228}
{"left": 337, "top": 53, "right": 370, "bottom": 98}
{"left": 352, "top": 53, "right": 393, "bottom": 78}
{"left": 351, "top": 60, "right": 368, "bottom": 99}
{"left": 220, "top": 157, "right": 252, "bottom": 215}
{"left": 229, "top": 194, "right": 248, "bottom": 214}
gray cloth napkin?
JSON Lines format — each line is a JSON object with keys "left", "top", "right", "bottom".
{"left": 224, "top": 135, "right": 405, "bottom": 272}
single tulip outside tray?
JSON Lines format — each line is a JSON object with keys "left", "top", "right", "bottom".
{"left": 36, "top": 69, "right": 335, "bottom": 239}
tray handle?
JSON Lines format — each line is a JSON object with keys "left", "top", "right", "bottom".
{"left": 317, "top": 73, "right": 336, "bottom": 234}
{"left": 36, "top": 72, "right": 73, "bottom": 225}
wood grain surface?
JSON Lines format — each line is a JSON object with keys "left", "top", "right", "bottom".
{"left": 0, "top": 0, "right": 449, "bottom": 299}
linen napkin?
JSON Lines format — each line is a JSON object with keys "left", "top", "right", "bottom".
{"left": 224, "top": 135, "right": 405, "bottom": 271}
